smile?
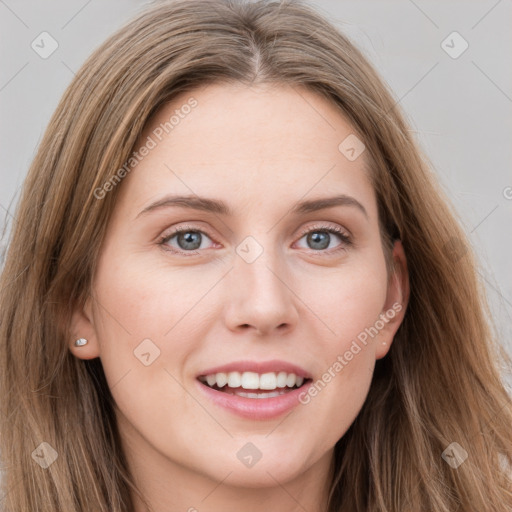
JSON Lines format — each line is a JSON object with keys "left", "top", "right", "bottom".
{"left": 196, "top": 362, "right": 313, "bottom": 419}
{"left": 198, "top": 370, "right": 306, "bottom": 397}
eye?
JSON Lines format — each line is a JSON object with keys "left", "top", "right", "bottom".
{"left": 158, "top": 225, "right": 215, "bottom": 255}
{"left": 157, "top": 222, "right": 352, "bottom": 256}
{"left": 295, "top": 223, "right": 352, "bottom": 253}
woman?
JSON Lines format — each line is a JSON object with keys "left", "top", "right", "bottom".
{"left": 1, "top": 0, "right": 511, "bottom": 511}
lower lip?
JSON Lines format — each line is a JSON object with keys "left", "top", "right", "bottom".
{"left": 196, "top": 379, "right": 311, "bottom": 420}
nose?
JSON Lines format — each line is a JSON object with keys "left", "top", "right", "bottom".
{"left": 223, "top": 244, "right": 299, "bottom": 336}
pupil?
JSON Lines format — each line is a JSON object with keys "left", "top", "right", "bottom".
{"left": 308, "top": 231, "right": 329, "bottom": 250}
{"left": 178, "top": 231, "right": 201, "bottom": 250}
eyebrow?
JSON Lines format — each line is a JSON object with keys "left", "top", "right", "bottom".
{"left": 135, "top": 193, "right": 368, "bottom": 220}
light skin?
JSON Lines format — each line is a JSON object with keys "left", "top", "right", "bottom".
{"left": 70, "top": 82, "right": 409, "bottom": 512}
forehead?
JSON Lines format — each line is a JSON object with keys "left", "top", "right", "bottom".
{"left": 117, "top": 82, "right": 376, "bottom": 220}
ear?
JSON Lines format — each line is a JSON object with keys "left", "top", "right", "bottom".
{"left": 375, "top": 239, "right": 409, "bottom": 360}
{"left": 68, "top": 295, "right": 101, "bottom": 360}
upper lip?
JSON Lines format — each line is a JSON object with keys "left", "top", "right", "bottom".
{"left": 197, "top": 360, "right": 312, "bottom": 380}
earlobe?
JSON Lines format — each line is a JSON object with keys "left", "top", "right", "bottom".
{"left": 69, "top": 297, "right": 101, "bottom": 360}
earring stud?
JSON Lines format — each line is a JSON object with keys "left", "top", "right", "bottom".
{"left": 74, "top": 338, "right": 88, "bottom": 347}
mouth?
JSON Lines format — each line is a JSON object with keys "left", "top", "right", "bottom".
{"left": 195, "top": 362, "right": 313, "bottom": 420}
{"left": 197, "top": 371, "right": 312, "bottom": 399}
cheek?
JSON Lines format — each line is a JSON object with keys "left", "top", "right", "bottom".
{"left": 292, "top": 253, "right": 388, "bottom": 444}
{"left": 89, "top": 255, "right": 211, "bottom": 447}
{"left": 92, "top": 252, "right": 217, "bottom": 346}
{"left": 296, "top": 253, "right": 388, "bottom": 345}
{"left": 89, "top": 252, "right": 217, "bottom": 409}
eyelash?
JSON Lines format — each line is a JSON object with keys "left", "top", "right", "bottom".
{"left": 157, "top": 223, "right": 352, "bottom": 256}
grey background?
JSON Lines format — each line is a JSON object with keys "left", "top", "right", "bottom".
{"left": 1, "top": 0, "right": 511, "bottom": 362}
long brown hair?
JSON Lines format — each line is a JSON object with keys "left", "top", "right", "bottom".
{"left": 1, "top": 1, "right": 511, "bottom": 510}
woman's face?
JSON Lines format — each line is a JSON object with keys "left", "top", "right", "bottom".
{"left": 71, "top": 83, "right": 407, "bottom": 491}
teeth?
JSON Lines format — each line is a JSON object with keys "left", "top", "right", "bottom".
{"left": 276, "top": 371, "right": 288, "bottom": 387}
{"left": 227, "top": 371, "right": 241, "bottom": 388}
{"left": 241, "top": 372, "right": 260, "bottom": 389}
{"left": 286, "top": 373, "right": 296, "bottom": 387}
{"left": 226, "top": 389, "right": 289, "bottom": 398}
{"left": 259, "top": 372, "right": 276, "bottom": 390}
{"left": 199, "top": 370, "right": 307, "bottom": 390}
{"left": 216, "top": 372, "right": 227, "bottom": 387}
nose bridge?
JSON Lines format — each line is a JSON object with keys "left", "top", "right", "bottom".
{"left": 235, "top": 234, "right": 289, "bottom": 302}
{"left": 225, "top": 233, "right": 298, "bottom": 334}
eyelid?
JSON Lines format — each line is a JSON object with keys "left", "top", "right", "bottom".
{"left": 295, "top": 222, "right": 351, "bottom": 240}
